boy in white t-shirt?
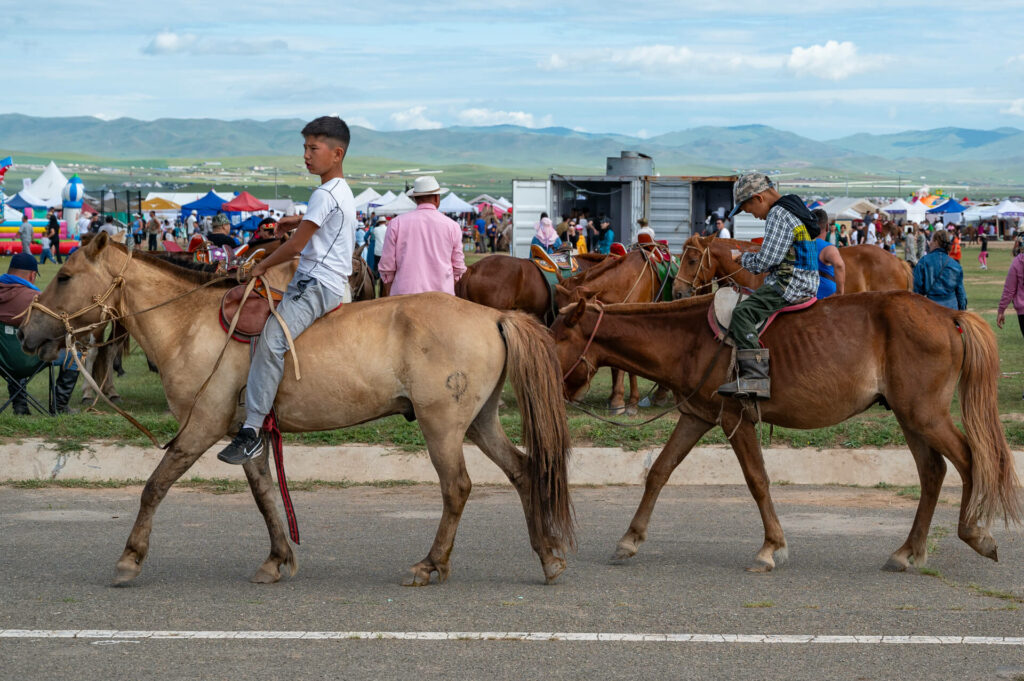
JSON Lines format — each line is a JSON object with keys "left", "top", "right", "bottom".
{"left": 219, "top": 116, "right": 356, "bottom": 464}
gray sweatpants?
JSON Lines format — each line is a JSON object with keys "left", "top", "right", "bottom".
{"left": 243, "top": 276, "right": 347, "bottom": 430}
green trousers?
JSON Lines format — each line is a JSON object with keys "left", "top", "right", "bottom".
{"left": 728, "top": 285, "right": 789, "bottom": 350}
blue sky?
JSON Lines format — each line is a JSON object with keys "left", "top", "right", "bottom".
{"left": 6, "top": 0, "right": 1024, "bottom": 139}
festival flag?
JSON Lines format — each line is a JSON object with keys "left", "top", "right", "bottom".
{"left": 0, "top": 156, "right": 11, "bottom": 170}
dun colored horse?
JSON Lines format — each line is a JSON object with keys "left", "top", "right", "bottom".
{"left": 673, "top": 236, "right": 913, "bottom": 298}
{"left": 552, "top": 293, "right": 1021, "bottom": 572}
{"left": 20, "top": 234, "right": 574, "bottom": 586}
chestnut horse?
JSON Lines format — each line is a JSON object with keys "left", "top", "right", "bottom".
{"left": 552, "top": 293, "right": 1021, "bottom": 572}
{"left": 673, "top": 236, "right": 913, "bottom": 298}
{"left": 20, "top": 235, "right": 574, "bottom": 586}
{"left": 455, "top": 252, "right": 606, "bottom": 319}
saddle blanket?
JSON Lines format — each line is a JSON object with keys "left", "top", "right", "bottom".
{"left": 708, "top": 286, "right": 816, "bottom": 345}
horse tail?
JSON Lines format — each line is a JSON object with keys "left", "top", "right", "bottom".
{"left": 497, "top": 311, "right": 576, "bottom": 553}
{"left": 901, "top": 259, "right": 913, "bottom": 290}
{"left": 955, "top": 311, "right": 1022, "bottom": 526}
{"left": 454, "top": 265, "right": 472, "bottom": 300}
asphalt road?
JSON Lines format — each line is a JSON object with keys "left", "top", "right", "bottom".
{"left": 1, "top": 483, "right": 1022, "bottom": 681}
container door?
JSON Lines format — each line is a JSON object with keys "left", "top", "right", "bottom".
{"left": 512, "top": 179, "right": 551, "bottom": 258}
{"left": 646, "top": 179, "right": 691, "bottom": 254}
{"left": 628, "top": 179, "right": 644, "bottom": 243}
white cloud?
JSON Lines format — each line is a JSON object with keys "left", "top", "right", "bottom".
{"left": 457, "top": 108, "right": 553, "bottom": 128}
{"left": 92, "top": 113, "right": 119, "bottom": 121}
{"left": 389, "top": 106, "right": 442, "bottom": 130}
{"left": 142, "top": 31, "right": 287, "bottom": 56}
{"left": 1001, "top": 99, "right": 1024, "bottom": 117}
{"left": 143, "top": 31, "right": 197, "bottom": 54}
{"left": 345, "top": 116, "right": 377, "bottom": 130}
{"left": 635, "top": 129, "right": 650, "bottom": 139}
{"left": 609, "top": 45, "right": 696, "bottom": 68}
{"left": 786, "top": 41, "right": 882, "bottom": 80}
{"left": 538, "top": 53, "right": 568, "bottom": 71}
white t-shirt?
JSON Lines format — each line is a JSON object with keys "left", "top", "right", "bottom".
{"left": 185, "top": 215, "right": 198, "bottom": 234}
{"left": 99, "top": 223, "right": 118, "bottom": 236}
{"left": 297, "top": 177, "right": 355, "bottom": 297}
{"left": 718, "top": 227, "right": 731, "bottom": 239}
{"left": 76, "top": 216, "right": 91, "bottom": 234}
{"left": 372, "top": 223, "right": 388, "bottom": 257}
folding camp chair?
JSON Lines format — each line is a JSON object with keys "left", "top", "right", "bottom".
{"left": 0, "top": 322, "right": 55, "bottom": 415}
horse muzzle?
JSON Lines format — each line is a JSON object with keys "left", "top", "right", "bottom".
{"left": 18, "top": 322, "right": 64, "bottom": 362}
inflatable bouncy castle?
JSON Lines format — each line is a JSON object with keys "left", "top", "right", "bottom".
{"left": 0, "top": 161, "right": 81, "bottom": 255}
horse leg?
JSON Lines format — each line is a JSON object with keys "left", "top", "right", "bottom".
{"left": 614, "top": 414, "right": 713, "bottom": 560}
{"left": 723, "top": 415, "right": 788, "bottom": 572}
{"left": 404, "top": 424, "right": 472, "bottom": 586}
{"left": 883, "top": 425, "right": 946, "bottom": 572}
{"left": 467, "top": 402, "right": 565, "bottom": 583}
{"left": 624, "top": 373, "right": 640, "bottom": 416}
{"left": 113, "top": 444, "right": 210, "bottom": 585}
{"left": 608, "top": 368, "right": 626, "bottom": 415}
{"left": 912, "top": 417, "right": 998, "bottom": 561}
{"left": 652, "top": 384, "right": 674, "bottom": 407}
{"left": 242, "top": 449, "right": 297, "bottom": 584}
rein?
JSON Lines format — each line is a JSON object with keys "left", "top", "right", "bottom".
{"left": 562, "top": 304, "right": 731, "bottom": 428}
{"left": 676, "top": 243, "right": 747, "bottom": 294}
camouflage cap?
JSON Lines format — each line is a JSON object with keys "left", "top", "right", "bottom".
{"left": 728, "top": 173, "right": 774, "bottom": 218}
{"left": 211, "top": 213, "right": 229, "bottom": 227}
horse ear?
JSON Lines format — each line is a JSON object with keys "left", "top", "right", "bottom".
{"left": 85, "top": 231, "right": 109, "bottom": 256}
{"left": 565, "top": 298, "right": 587, "bottom": 328}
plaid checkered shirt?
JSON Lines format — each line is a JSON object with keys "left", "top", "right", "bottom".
{"left": 739, "top": 205, "right": 819, "bottom": 302}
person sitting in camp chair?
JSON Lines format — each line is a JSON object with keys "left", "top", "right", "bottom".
{"left": 0, "top": 253, "right": 79, "bottom": 414}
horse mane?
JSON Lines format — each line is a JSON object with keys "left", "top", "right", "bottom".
{"left": 110, "top": 244, "right": 239, "bottom": 288}
{"left": 563, "top": 249, "right": 639, "bottom": 288}
{"left": 559, "top": 292, "right": 712, "bottom": 317}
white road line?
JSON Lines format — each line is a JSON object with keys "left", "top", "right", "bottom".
{"left": 1, "top": 630, "right": 1023, "bottom": 644}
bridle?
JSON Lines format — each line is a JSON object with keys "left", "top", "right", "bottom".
{"left": 561, "top": 302, "right": 605, "bottom": 389}
{"left": 19, "top": 248, "right": 133, "bottom": 340}
{"left": 675, "top": 242, "right": 747, "bottom": 295}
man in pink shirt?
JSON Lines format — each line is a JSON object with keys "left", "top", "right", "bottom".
{"left": 378, "top": 176, "right": 466, "bottom": 295}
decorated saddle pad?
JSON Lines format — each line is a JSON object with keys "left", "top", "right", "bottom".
{"left": 219, "top": 284, "right": 284, "bottom": 342}
{"left": 531, "top": 244, "right": 578, "bottom": 274}
{"left": 708, "top": 287, "right": 817, "bottom": 345}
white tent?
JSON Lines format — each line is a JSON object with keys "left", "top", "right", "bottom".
{"left": 495, "top": 197, "right": 512, "bottom": 209}
{"left": 27, "top": 161, "right": 69, "bottom": 203}
{"left": 1, "top": 197, "right": 24, "bottom": 222}
{"left": 880, "top": 198, "right": 927, "bottom": 223}
{"left": 438, "top": 192, "right": 477, "bottom": 214}
{"left": 353, "top": 188, "right": 382, "bottom": 213}
{"left": 13, "top": 187, "right": 60, "bottom": 209}
{"left": 367, "top": 191, "right": 396, "bottom": 210}
{"left": 995, "top": 199, "right": 1024, "bottom": 217}
{"left": 374, "top": 193, "right": 417, "bottom": 216}
{"left": 821, "top": 197, "right": 879, "bottom": 221}
{"left": 145, "top": 191, "right": 234, "bottom": 205}
{"left": 468, "top": 193, "right": 500, "bottom": 205}
{"left": 962, "top": 205, "right": 1000, "bottom": 222}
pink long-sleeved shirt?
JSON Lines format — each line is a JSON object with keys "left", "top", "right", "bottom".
{"left": 998, "top": 253, "right": 1024, "bottom": 316}
{"left": 378, "top": 203, "right": 466, "bottom": 296}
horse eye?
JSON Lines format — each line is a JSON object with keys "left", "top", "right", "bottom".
{"left": 57, "top": 273, "right": 71, "bottom": 283}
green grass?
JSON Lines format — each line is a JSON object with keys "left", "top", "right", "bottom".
{"left": 4, "top": 243, "right": 1023, "bottom": 451}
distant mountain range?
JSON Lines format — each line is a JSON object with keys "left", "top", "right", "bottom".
{"left": 2, "top": 114, "right": 1023, "bottom": 181}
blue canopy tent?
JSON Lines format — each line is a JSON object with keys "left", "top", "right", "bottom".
{"left": 7, "top": 190, "right": 50, "bottom": 212}
{"left": 180, "top": 190, "right": 226, "bottom": 222}
{"left": 926, "top": 199, "right": 966, "bottom": 214}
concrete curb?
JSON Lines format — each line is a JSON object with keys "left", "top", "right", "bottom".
{"left": 4, "top": 439, "right": 1023, "bottom": 486}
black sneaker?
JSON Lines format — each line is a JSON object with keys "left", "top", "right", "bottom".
{"left": 217, "top": 427, "right": 263, "bottom": 465}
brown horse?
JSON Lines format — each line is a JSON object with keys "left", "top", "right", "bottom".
{"left": 455, "top": 252, "right": 605, "bottom": 319}
{"left": 20, "top": 234, "right": 574, "bottom": 586}
{"left": 552, "top": 293, "right": 1021, "bottom": 572}
{"left": 673, "top": 236, "right": 913, "bottom": 298}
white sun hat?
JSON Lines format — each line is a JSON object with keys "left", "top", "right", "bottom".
{"left": 410, "top": 176, "right": 442, "bottom": 197}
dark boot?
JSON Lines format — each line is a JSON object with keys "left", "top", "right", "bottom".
{"left": 717, "top": 348, "right": 771, "bottom": 400}
{"left": 8, "top": 378, "right": 30, "bottom": 416}
{"left": 54, "top": 368, "right": 79, "bottom": 414}
{"left": 217, "top": 427, "right": 263, "bottom": 465}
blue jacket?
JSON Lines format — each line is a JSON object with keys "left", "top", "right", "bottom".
{"left": 913, "top": 249, "right": 966, "bottom": 310}
{"left": 596, "top": 229, "right": 615, "bottom": 255}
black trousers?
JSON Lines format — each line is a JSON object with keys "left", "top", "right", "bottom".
{"left": 1018, "top": 314, "right": 1024, "bottom": 340}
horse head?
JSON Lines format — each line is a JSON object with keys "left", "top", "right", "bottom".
{"left": 551, "top": 294, "right": 600, "bottom": 401}
{"left": 673, "top": 235, "right": 716, "bottom": 299}
{"left": 19, "top": 232, "right": 125, "bottom": 361}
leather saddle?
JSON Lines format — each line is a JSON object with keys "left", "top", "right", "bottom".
{"left": 219, "top": 283, "right": 284, "bottom": 342}
{"left": 531, "top": 244, "right": 578, "bottom": 274}
{"left": 708, "top": 287, "right": 817, "bottom": 346}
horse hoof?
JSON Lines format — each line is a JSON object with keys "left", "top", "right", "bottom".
{"left": 607, "top": 405, "right": 626, "bottom": 416}
{"left": 773, "top": 546, "right": 789, "bottom": 567}
{"left": 543, "top": 558, "right": 566, "bottom": 584}
{"left": 112, "top": 563, "right": 140, "bottom": 586}
{"left": 624, "top": 406, "right": 639, "bottom": 416}
{"left": 250, "top": 566, "right": 281, "bottom": 584}
{"left": 745, "top": 561, "right": 773, "bottom": 574}
{"left": 611, "top": 542, "right": 638, "bottom": 562}
{"left": 882, "top": 557, "right": 909, "bottom": 572}
{"left": 402, "top": 567, "right": 434, "bottom": 587}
